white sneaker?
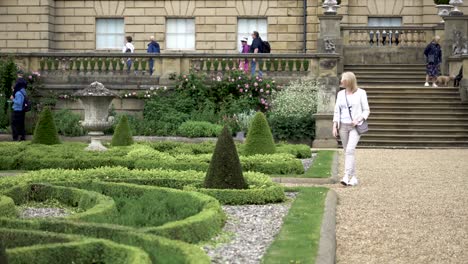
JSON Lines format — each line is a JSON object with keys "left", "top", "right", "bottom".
{"left": 424, "top": 82, "right": 430, "bottom": 87}
{"left": 349, "top": 177, "right": 359, "bottom": 186}
{"left": 340, "top": 175, "right": 350, "bottom": 186}
{"left": 432, "top": 83, "right": 438, "bottom": 88}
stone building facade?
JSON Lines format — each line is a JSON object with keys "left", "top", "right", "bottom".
{"left": 0, "top": 0, "right": 467, "bottom": 53}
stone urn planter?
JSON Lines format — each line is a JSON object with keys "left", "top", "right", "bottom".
{"left": 436, "top": 4, "right": 453, "bottom": 22}
{"left": 73, "top": 81, "right": 117, "bottom": 151}
{"left": 322, "top": 0, "right": 341, "bottom": 15}
{"left": 449, "top": 0, "right": 464, "bottom": 15}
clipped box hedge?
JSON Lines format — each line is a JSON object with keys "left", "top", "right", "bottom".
{"left": 3, "top": 183, "right": 117, "bottom": 222}
{"left": 0, "top": 195, "right": 17, "bottom": 218}
{"left": 0, "top": 218, "right": 210, "bottom": 264}
{"left": 0, "top": 142, "right": 309, "bottom": 175}
{"left": 0, "top": 167, "right": 285, "bottom": 206}
{"left": 1, "top": 228, "right": 151, "bottom": 264}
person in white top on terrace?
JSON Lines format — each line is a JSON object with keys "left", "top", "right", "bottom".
{"left": 122, "top": 36, "right": 135, "bottom": 73}
{"left": 332, "top": 72, "right": 370, "bottom": 186}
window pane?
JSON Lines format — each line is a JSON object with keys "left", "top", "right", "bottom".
{"left": 368, "top": 17, "right": 402, "bottom": 27}
{"left": 237, "top": 18, "right": 267, "bottom": 50}
{"left": 166, "top": 18, "right": 195, "bottom": 50}
{"left": 96, "top": 18, "right": 124, "bottom": 49}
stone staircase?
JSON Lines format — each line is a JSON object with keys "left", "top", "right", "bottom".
{"left": 344, "top": 64, "right": 468, "bottom": 148}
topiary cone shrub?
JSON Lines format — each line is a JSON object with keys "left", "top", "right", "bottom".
{"left": 204, "top": 126, "right": 248, "bottom": 189}
{"left": 32, "top": 107, "right": 60, "bottom": 145}
{"left": 244, "top": 112, "right": 276, "bottom": 156}
{"left": 111, "top": 115, "right": 134, "bottom": 146}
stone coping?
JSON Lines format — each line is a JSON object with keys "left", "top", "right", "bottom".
{"left": 0, "top": 52, "right": 340, "bottom": 59}
{"left": 316, "top": 189, "right": 337, "bottom": 264}
{"left": 341, "top": 25, "right": 438, "bottom": 30}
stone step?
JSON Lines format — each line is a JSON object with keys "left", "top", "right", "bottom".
{"left": 357, "top": 139, "right": 468, "bottom": 147}
{"left": 370, "top": 105, "right": 468, "bottom": 111}
{"left": 371, "top": 111, "right": 468, "bottom": 118}
{"left": 368, "top": 96, "right": 461, "bottom": 103}
{"left": 368, "top": 101, "right": 466, "bottom": 107}
{"left": 349, "top": 70, "right": 426, "bottom": 75}
{"left": 366, "top": 91, "right": 461, "bottom": 97}
{"left": 355, "top": 75, "right": 426, "bottom": 80}
{"left": 368, "top": 117, "right": 468, "bottom": 123}
{"left": 368, "top": 122, "right": 468, "bottom": 129}
{"left": 362, "top": 86, "right": 459, "bottom": 92}
{"left": 361, "top": 134, "right": 468, "bottom": 140}
{"left": 368, "top": 128, "right": 468, "bottom": 135}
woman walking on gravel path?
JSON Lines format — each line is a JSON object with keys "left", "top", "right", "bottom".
{"left": 332, "top": 72, "right": 370, "bottom": 186}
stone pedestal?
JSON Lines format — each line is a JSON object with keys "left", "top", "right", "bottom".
{"left": 442, "top": 16, "right": 468, "bottom": 74}
{"left": 460, "top": 55, "right": 468, "bottom": 102}
{"left": 313, "top": 114, "right": 338, "bottom": 148}
{"left": 317, "top": 15, "right": 343, "bottom": 73}
{"left": 312, "top": 58, "right": 340, "bottom": 148}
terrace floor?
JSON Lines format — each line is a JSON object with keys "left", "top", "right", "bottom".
{"left": 333, "top": 149, "right": 468, "bottom": 264}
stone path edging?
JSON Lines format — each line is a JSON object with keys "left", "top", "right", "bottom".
{"left": 315, "top": 189, "right": 337, "bottom": 264}
{"left": 272, "top": 151, "right": 339, "bottom": 185}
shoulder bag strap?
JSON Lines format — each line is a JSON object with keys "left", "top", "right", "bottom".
{"left": 344, "top": 92, "right": 353, "bottom": 120}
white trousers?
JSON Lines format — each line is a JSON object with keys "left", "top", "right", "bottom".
{"left": 339, "top": 123, "right": 361, "bottom": 178}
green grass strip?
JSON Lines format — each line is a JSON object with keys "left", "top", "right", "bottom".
{"left": 303, "top": 150, "right": 335, "bottom": 178}
{"left": 262, "top": 187, "right": 328, "bottom": 264}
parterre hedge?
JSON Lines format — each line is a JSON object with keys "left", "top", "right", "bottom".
{"left": 0, "top": 167, "right": 285, "bottom": 206}
{"left": 1, "top": 228, "right": 151, "bottom": 264}
{"left": 3, "top": 183, "right": 117, "bottom": 222}
{"left": 0, "top": 142, "right": 310, "bottom": 174}
{"left": 0, "top": 218, "right": 210, "bottom": 264}
{"left": 0, "top": 195, "right": 17, "bottom": 218}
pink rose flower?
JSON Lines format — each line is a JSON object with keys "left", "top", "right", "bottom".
{"left": 266, "top": 84, "right": 271, "bottom": 88}
{"left": 254, "top": 82, "right": 258, "bottom": 87}
{"left": 239, "top": 88, "right": 243, "bottom": 93}
{"left": 260, "top": 89, "right": 264, "bottom": 93}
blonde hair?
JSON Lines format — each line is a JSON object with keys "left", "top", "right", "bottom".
{"left": 433, "top": 35, "right": 441, "bottom": 42}
{"left": 341, "top": 72, "right": 358, "bottom": 92}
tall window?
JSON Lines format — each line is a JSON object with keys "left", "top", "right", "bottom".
{"left": 96, "top": 18, "right": 125, "bottom": 49}
{"left": 368, "top": 17, "right": 402, "bottom": 27}
{"left": 237, "top": 18, "right": 267, "bottom": 51}
{"left": 166, "top": 18, "right": 195, "bottom": 50}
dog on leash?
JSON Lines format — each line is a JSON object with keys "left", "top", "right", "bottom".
{"left": 436, "top": 75, "right": 455, "bottom": 87}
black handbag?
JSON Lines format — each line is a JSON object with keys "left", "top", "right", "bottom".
{"left": 345, "top": 92, "right": 368, "bottom": 135}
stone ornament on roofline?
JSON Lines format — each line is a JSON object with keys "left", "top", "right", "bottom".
{"left": 322, "top": 0, "right": 340, "bottom": 15}
{"left": 449, "top": 0, "right": 464, "bottom": 15}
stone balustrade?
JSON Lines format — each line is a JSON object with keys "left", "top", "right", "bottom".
{"left": 2, "top": 53, "right": 340, "bottom": 84}
{"left": 342, "top": 26, "right": 435, "bottom": 47}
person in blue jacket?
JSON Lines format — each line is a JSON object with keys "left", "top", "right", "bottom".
{"left": 10, "top": 70, "right": 27, "bottom": 141}
{"left": 147, "top": 36, "right": 160, "bottom": 75}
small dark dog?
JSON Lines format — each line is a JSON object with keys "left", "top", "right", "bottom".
{"left": 436, "top": 75, "right": 455, "bottom": 87}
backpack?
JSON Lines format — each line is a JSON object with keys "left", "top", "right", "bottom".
{"left": 20, "top": 90, "right": 31, "bottom": 112}
{"left": 263, "top": 41, "right": 271, "bottom": 53}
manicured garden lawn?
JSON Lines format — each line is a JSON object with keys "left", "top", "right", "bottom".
{"left": 262, "top": 187, "right": 328, "bottom": 263}
{"left": 304, "top": 150, "right": 335, "bottom": 178}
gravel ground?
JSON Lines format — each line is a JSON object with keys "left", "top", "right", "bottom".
{"left": 20, "top": 207, "right": 69, "bottom": 218}
{"left": 332, "top": 149, "right": 468, "bottom": 264}
{"left": 204, "top": 192, "right": 298, "bottom": 264}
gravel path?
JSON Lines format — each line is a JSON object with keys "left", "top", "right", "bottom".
{"left": 204, "top": 193, "right": 297, "bottom": 264}
{"left": 332, "top": 149, "right": 468, "bottom": 264}
{"left": 20, "top": 207, "right": 69, "bottom": 218}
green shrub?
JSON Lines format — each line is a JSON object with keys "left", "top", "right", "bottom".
{"left": 275, "top": 143, "right": 311, "bottom": 159}
{"left": 269, "top": 78, "right": 318, "bottom": 141}
{"left": 32, "top": 107, "right": 60, "bottom": 145}
{"left": 53, "top": 109, "right": 86, "bottom": 136}
{"left": 0, "top": 219, "right": 210, "bottom": 264}
{"left": 177, "top": 121, "right": 223, "bottom": 138}
{"left": 0, "top": 167, "right": 284, "bottom": 205}
{"left": 244, "top": 112, "right": 276, "bottom": 155}
{"left": 0, "top": 195, "right": 17, "bottom": 218}
{"left": 204, "top": 126, "right": 247, "bottom": 189}
{"left": 111, "top": 115, "right": 134, "bottom": 146}
{"left": 3, "top": 184, "right": 117, "bottom": 222}
{"left": 434, "top": 0, "right": 450, "bottom": 4}
{"left": 1, "top": 228, "right": 151, "bottom": 264}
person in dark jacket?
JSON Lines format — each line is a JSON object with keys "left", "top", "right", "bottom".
{"left": 249, "top": 31, "right": 263, "bottom": 77}
{"left": 424, "top": 36, "right": 442, "bottom": 87}
{"left": 147, "top": 36, "right": 160, "bottom": 76}
{"left": 10, "top": 70, "right": 27, "bottom": 141}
